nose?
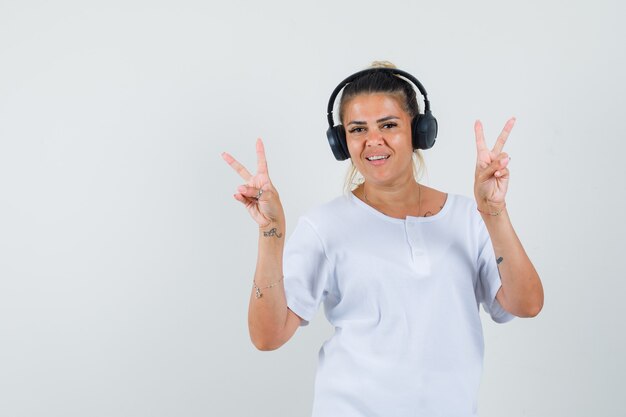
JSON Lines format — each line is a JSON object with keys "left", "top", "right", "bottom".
{"left": 365, "top": 130, "right": 384, "bottom": 147}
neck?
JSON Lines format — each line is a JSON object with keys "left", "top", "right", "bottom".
{"left": 360, "top": 177, "right": 420, "bottom": 209}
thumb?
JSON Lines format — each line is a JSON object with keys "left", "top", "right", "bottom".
{"left": 478, "top": 154, "right": 509, "bottom": 180}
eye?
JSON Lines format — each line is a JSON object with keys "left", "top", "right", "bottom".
{"left": 348, "top": 126, "right": 366, "bottom": 134}
{"left": 381, "top": 122, "right": 398, "bottom": 129}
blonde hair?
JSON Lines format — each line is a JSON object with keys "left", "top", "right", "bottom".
{"left": 341, "top": 61, "right": 427, "bottom": 192}
{"left": 370, "top": 60, "right": 397, "bottom": 69}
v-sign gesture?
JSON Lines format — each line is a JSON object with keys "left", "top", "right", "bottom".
{"left": 222, "top": 138, "right": 285, "bottom": 228}
{"left": 474, "top": 118, "right": 515, "bottom": 212}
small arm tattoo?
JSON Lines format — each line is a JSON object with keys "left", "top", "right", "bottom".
{"left": 263, "top": 228, "right": 283, "bottom": 238}
{"left": 495, "top": 256, "right": 504, "bottom": 279}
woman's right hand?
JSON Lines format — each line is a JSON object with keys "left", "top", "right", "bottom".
{"left": 222, "top": 138, "right": 284, "bottom": 228}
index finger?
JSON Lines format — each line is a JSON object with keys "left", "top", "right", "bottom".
{"left": 256, "top": 138, "right": 269, "bottom": 175}
{"left": 492, "top": 117, "right": 516, "bottom": 154}
{"left": 474, "top": 120, "right": 489, "bottom": 154}
{"left": 474, "top": 120, "right": 491, "bottom": 169}
{"left": 221, "top": 152, "right": 252, "bottom": 181}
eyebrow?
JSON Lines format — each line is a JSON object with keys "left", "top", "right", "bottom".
{"left": 347, "top": 116, "right": 399, "bottom": 126}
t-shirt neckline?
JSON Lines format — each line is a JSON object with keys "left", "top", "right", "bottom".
{"left": 348, "top": 190, "right": 453, "bottom": 224}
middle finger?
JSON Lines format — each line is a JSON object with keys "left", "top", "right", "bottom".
{"left": 492, "top": 117, "right": 516, "bottom": 155}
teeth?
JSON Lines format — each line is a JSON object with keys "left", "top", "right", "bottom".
{"left": 367, "top": 155, "right": 389, "bottom": 161}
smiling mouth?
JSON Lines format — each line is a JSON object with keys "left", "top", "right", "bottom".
{"left": 366, "top": 155, "right": 390, "bottom": 161}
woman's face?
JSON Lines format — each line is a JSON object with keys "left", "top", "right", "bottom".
{"left": 343, "top": 93, "right": 415, "bottom": 187}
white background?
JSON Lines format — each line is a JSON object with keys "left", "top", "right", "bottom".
{"left": 1, "top": 0, "right": 625, "bottom": 416}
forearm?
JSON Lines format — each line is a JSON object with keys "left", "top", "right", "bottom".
{"left": 480, "top": 207, "right": 544, "bottom": 317}
{"left": 248, "top": 219, "right": 290, "bottom": 348}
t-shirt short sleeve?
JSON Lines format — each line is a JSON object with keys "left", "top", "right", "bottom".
{"left": 475, "top": 218, "right": 515, "bottom": 323}
{"left": 283, "top": 217, "right": 332, "bottom": 326}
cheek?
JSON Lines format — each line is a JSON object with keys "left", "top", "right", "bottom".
{"left": 395, "top": 133, "right": 414, "bottom": 151}
{"left": 346, "top": 138, "right": 362, "bottom": 157}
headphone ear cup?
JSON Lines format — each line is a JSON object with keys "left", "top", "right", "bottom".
{"left": 326, "top": 125, "right": 350, "bottom": 161}
{"left": 411, "top": 111, "right": 438, "bottom": 150}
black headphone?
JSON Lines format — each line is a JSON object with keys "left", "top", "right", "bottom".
{"left": 325, "top": 68, "right": 438, "bottom": 161}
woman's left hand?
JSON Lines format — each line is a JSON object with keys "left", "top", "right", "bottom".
{"left": 473, "top": 117, "right": 515, "bottom": 210}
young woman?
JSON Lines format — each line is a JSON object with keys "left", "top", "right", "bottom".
{"left": 222, "top": 62, "right": 543, "bottom": 416}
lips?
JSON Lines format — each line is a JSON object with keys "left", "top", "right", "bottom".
{"left": 365, "top": 154, "right": 390, "bottom": 161}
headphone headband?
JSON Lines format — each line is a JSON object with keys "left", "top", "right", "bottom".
{"left": 326, "top": 68, "right": 431, "bottom": 128}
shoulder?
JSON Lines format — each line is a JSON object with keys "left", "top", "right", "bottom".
{"left": 448, "top": 193, "right": 478, "bottom": 213}
{"left": 300, "top": 193, "right": 356, "bottom": 225}
{"left": 419, "top": 185, "right": 476, "bottom": 218}
{"left": 445, "top": 194, "right": 491, "bottom": 244}
{"left": 290, "top": 193, "right": 364, "bottom": 244}
{"left": 435, "top": 193, "right": 484, "bottom": 231}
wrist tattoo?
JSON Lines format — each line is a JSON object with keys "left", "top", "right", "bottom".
{"left": 263, "top": 228, "right": 283, "bottom": 238}
{"left": 496, "top": 256, "right": 503, "bottom": 265}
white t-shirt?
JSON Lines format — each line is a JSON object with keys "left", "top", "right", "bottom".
{"left": 284, "top": 192, "right": 513, "bottom": 417}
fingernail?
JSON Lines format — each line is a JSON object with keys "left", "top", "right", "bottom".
{"left": 237, "top": 185, "right": 246, "bottom": 193}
